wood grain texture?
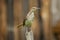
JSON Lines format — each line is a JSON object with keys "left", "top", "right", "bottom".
{"left": 13, "top": 0, "right": 23, "bottom": 40}
{"left": 41, "top": 0, "right": 53, "bottom": 40}
{"left": 0, "top": 0, "right": 7, "bottom": 40}
{"left": 0, "top": 1, "right": 2, "bottom": 40}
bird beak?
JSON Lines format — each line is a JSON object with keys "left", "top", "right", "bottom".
{"left": 36, "top": 8, "right": 40, "bottom": 9}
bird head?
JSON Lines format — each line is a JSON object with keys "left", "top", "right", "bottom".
{"left": 31, "top": 7, "right": 40, "bottom": 12}
{"left": 26, "top": 7, "right": 40, "bottom": 18}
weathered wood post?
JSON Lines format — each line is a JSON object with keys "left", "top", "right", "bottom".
{"left": 41, "top": 0, "right": 53, "bottom": 40}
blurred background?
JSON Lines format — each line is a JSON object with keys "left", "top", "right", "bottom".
{"left": 0, "top": 0, "right": 60, "bottom": 40}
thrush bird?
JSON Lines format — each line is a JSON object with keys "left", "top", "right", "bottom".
{"left": 17, "top": 7, "right": 40, "bottom": 28}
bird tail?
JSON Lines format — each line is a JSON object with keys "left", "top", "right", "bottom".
{"left": 17, "top": 23, "right": 23, "bottom": 28}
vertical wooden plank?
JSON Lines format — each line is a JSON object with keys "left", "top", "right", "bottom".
{"left": 41, "top": 0, "right": 53, "bottom": 40}
{"left": 0, "top": 0, "right": 2, "bottom": 40}
{"left": 13, "top": 0, "right": 23, "bottom": 40}
{"left": 29, "top": 0, "right": 40, "bottom": 40}
{"left": 6, "top": 0, "right": 14, "bottom": 40}
{"left": 1, "top": 0, "right": 7, "bottom": 40}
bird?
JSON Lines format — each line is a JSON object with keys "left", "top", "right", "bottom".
{"left": 17, "top": 7, "right": 40, "bottom": 29}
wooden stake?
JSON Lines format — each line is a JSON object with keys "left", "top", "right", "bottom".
{"left": 41, "top": 0, "right": 53, "bottom": 40}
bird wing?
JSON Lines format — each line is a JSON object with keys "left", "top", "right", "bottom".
{"left": 26, "top": 11, "right": 35, "bottom": 22}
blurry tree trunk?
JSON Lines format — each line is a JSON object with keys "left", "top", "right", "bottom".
{"left": 13, "top": 0, "right": 23, "bottom": 40}
{"left": 29, "top": 0, "right": 40, "bottom": 40}
{"left": 41, "top": 0, "right": 53, "bottom": 40}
